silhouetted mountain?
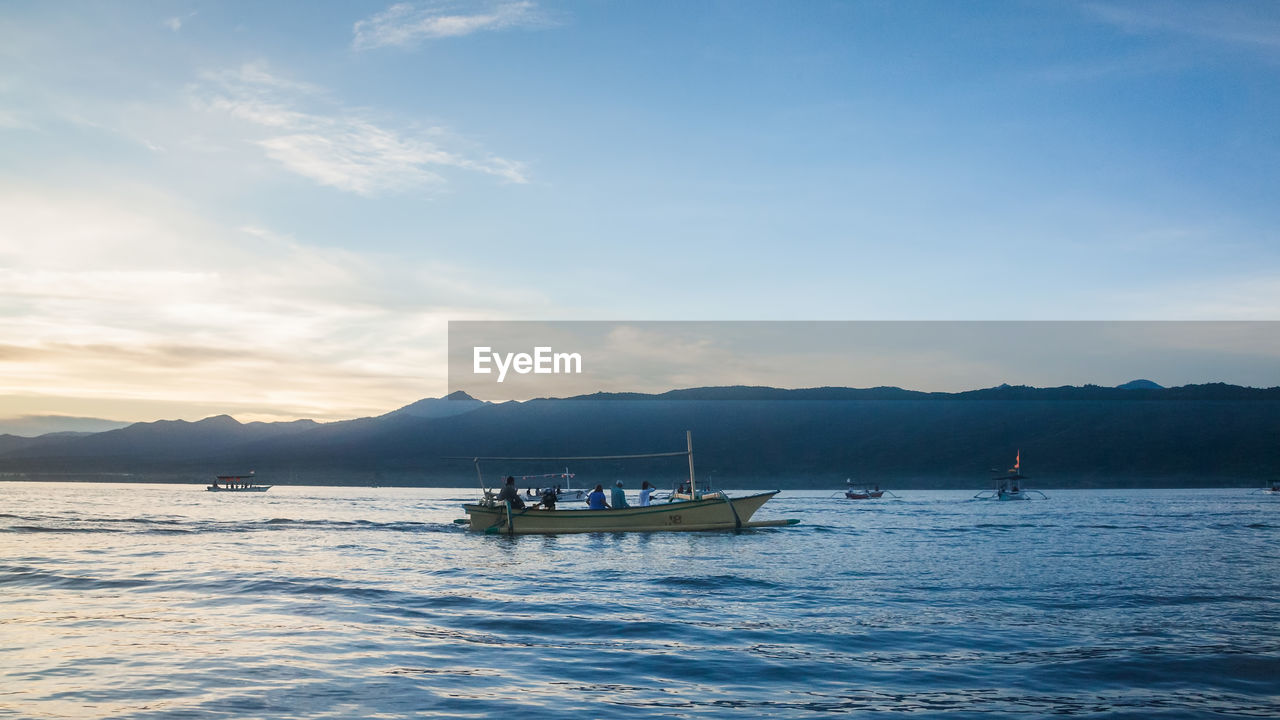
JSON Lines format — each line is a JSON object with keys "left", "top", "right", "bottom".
{"left": 2, "top": 384, "right": 1277, "bottom": 488}
{"left": 0, "top": 415, "right": 320, "bottom": 470}
{"left": 385, "top": 391, "right": 486, "bottom": 419}
{"left": 1117, "top": 379, "right": 1164, "bottom": 390}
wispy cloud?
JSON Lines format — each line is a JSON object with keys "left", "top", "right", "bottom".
{"left": 162, "top": 10, "right": 196, "bottom": 32}
{"left": 194, "top": 63, "right": 527, "bottom": 194}
{"left": 1085, "top": 2, "right": 1280, "bottom": 56}
{"left": 353, "top": 1, "right": 549, "bottom": 50}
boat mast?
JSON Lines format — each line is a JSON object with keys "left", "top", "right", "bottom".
{"left": 686, "top": 430, "right": 698, "bottom": 500}
{"left": 473, "top": 458, "right": 489, "bottom": 497}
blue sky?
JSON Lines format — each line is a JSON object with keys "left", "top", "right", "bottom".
{"left": 1, "top": 1, "right": 1278, "bottom": 427}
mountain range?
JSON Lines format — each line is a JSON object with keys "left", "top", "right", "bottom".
{"left": 1, "top": 382, "right": 1277, "bottom": 488}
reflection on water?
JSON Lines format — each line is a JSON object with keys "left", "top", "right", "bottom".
{"left": 1, "top": 483, "right": 1278, "bottom": 719}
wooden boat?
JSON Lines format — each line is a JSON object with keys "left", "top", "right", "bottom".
{"left": 518, "top": 469, "right": 589, "bottom": 503}
{"left": 828, "top": 479, "right": 896, "bottom": 501}
{"left": 845, "top": 488, "right": 884, "bottom": 500}
{"left": 455, "top": 431, "right": 796, "bottom": 535}
{"left": 207, "top": 473, "right": 272, "bottom": 492}
{"left": 670, "top": 477, "right": 723, "bottom": 501}
{"left": 463, "top": 491, "right": 791, "bottom": 534}
{"left": 974, "top": 451, "right": 1047, "bottom": 501}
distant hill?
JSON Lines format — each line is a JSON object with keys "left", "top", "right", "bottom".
{"left": 1, "top": 384, "right": 1277, "bottom": 488}
{"left": 1117, "top": 379, "right": 1164, "bottom": 390}
{"left": 384, "top": 391, "right": 487, "bottom": 419}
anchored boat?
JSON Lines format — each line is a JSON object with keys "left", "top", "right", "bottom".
{"left": 518, "top": 469, "right": 589, "bottom": 503}
{"left": 829, "top": 480, "right": 898, "bottom": 501}
{"left": 456, "top": 432, "right": 796, "bottom": 535}
{"left": 206, "top": 472, "right": 272, "bottom": 492}
{"left": 974, "top": 451, "right": 1047, "bottom": 501}
{"left": 839, "top": 479, "right": 897, "bottom": 500}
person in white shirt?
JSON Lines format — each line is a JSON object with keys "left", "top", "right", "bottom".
{"left": 638, "top": 481, "right": 654, "bottom": 507}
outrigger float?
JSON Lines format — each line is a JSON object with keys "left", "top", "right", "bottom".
{"left": 206, "top": 472, "right": 272, "bottom": 492}
{"left": 974, "top": 451, "right": 1047, "bottom": 501}
{"left": 455, "top": 432, "right": 798, "bottom": 535}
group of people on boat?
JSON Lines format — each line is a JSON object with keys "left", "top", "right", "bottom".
{"left": 495, "top": 476, "right": 656, "bottom": 511}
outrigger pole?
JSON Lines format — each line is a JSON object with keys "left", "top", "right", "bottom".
{"left": 447, "top": 451, "right": 690, "bottom": 461}
{"left": 472, "top": 458, "right": 489, "bottom": 497}
{"left": 686, "top": 430, "right": 698, "bottom": 501}
{"left": 446, "top": 435, "right": 696, "bottom": 499}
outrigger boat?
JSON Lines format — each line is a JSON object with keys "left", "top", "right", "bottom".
{"left": 840, "top": 479, "right": 899, "bottom": 500}
{"left": 974, "top": 451, "right": 1046, "bottom": 501}
{"left": 1256, "top": 479, "right": 1280, "bottom": 495}
{"left": 827, "top": 479, "right": 898, "bottom": 500}
{"left": 455, "top": 432, "right": 797, "bottom": 535}
{"left": 518, "top": 469, "right": 588, "bottom": 503}
{"left": 206, "top": 472, "right": 272, "bottom": 492}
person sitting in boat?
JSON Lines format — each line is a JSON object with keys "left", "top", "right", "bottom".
{"left": 611, "top": 480, "right": 629, "bottom": 509}
{"left": 638, "top": 481, "right": 654, "bottom": 507}
{"left": 495, "top": 476, "right": 525, "bottom": 510}
{"left": 586, "top": 484, "right": 609, "bottom": 510}
{"left": 538, "top": 487, "right": 557, "bottom": 510}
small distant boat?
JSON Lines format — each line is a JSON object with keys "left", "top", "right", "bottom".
{"left": 842, "top": 479, "right": 896, "bottom": 500}
{"left": 519, "top": 469, "right": 589, "bottom": 503}
{"left": 829, "top": 479, "right": 898, "bottom": 500}
{"left": 974, "top": 451, "right": 1047, "bottom": 501}
{"left": 1258, "top": 480, "right": 1280, "bottom": 495}
{"left": 669, "top": 476, "right": 724, "bottom": 501}
{"left": 207, "top": 472, "right": 272, "bottom": 493}
{"left": 845, "top": 488, "right": 883, "bottom": 499}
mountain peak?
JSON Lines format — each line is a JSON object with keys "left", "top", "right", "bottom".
{"left": 386, "top": 392, "right": 486, "bottom": 420}
{"left": 1117, "top": 379, "right": 1163, "bottom": 390}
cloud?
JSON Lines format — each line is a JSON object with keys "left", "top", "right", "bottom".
{"left": 193, "top": 63, "right": 527, "bottom": 194}
{"left": 1085, "top": 2, "right": 1280, "bottom": 56}
{"left": 0, "top": 183, "right": 548, "bottom": 423}
{"left": 353, "top": 1, "right": 548, "bottom": 50}
{"left": 163, "top": 17, "right": 183, "bottom": 32}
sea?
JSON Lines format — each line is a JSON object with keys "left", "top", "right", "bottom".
{"left": 1, "top": 482, "right": 1277, "bottom": 719}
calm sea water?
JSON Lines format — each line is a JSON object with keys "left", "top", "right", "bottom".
{"left": 2, "top": 482, "right": 1278, "bottom": 719}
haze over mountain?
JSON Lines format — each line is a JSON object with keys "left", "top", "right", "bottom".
{"left": 0, "top": 415, "right": 131, "bottom": 437}
{"left": 2, "top": 381, "right": 1277, "bottom": 489}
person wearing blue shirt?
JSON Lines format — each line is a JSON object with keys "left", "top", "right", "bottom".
{"left": 611, "top": 480, "right": 629, "bottom": 509}
{"left": 586, "top": 484, "right": 608, "bottom": 510}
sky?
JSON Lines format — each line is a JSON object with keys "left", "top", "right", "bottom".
{"left": 1, "top": 1, "right": 1278, "bottom": 430}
